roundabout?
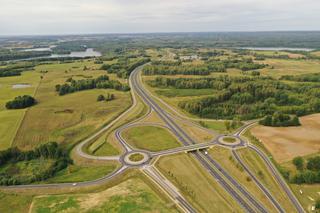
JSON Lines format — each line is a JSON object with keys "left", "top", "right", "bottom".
{"left": 218, "top": 135, "right": 242, "bottom": 146}
{"left": 123, "top": 151, "right": 150, "bottom": 166}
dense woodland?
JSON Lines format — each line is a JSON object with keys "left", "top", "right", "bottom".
{"left": 147, "top": 76, "right": 320, "bottom": 120}
{"left": 55, "top": 75, "right": 130, "bottom": 96}
{"left": 0, "top": 142, "right": 72, "bottom": 185}
{"left": 0, "top": 62, "right": 35, "bottom": 77}
{"left": 6, "top": 95, "right": 36, "bottom": 109}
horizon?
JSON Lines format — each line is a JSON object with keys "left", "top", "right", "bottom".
{"left": 1, "top": 0, "right": 320, "bottom": 35}
{"left": 1, "top": 30, "right": 320, "bottom": 37}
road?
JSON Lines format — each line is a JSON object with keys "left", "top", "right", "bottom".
{"left": 248, "top": 144, "right": 305, "bottom": 213}
{"left": 1, "top": 64, "right": 305, "bottom": 213}
{"left": 130, "top": 66, "right": 271, "bottom": 212}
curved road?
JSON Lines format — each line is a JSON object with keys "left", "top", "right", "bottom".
{"left": 1, "top": 64, "right": 305, "bottom": 213}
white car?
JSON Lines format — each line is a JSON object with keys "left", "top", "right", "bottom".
{"left": 72, "top": 183, "right": 77, "bottom": 186}
{"left": 204, "top": 151, "right": 208, "bottom": 155}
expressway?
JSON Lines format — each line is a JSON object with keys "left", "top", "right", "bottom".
{"left": 130, "top": 66, "right": 271, "bottom": 212}
{"left": 1, "top": 64, "right": 305, "bottom": 213}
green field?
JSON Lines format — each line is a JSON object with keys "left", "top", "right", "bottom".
{"left": 122, "top": 126, "right": 181, "bottom": 151}
{"left": 11, "top": 61, "right": 131, "bottom": 150}
{"left": 129, "top": 153, "right": 144, "bottom": 162}
{"left": 0, "top": 192, "right": 33, "bottom": 213}
{"left": 156, "top": 153, "right": 243, "bottom": 212}
{"left": 0, "top": 110, "right": 25, "bottom": 150}
{"left": 260, "top": 59, "right": 320, "bottom": 78}
{"left": 92, "top": 141, "right": 120, "bottom": 156}
{"left": 222, "top": 137, "right": 237, "bottom": 143}
{"left": 156, "top": 88, "right": 215, "bottom": 97}
{"left": 43, "top": 164, "right": 117, "bottom": 183}
{"left": 0, "top": 70, "right": 40, "bottom": 150}
{"left": 31, "top": 177, "right": 178, "bottom": 213}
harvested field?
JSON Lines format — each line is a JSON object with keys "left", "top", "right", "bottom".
{"left": 251, "top": 113, "right": 320, "bottom": 163}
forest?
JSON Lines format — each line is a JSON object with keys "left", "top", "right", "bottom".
{"left": 143, "top": 58, "right": 266, "bottom": 76}
{"left": 150, "top": 76, "right": 320, "bottom": 120}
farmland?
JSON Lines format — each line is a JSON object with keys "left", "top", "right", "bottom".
{"left": 251, "top": 113, "right": 320, "bottom": 163}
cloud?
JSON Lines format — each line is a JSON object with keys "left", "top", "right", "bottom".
{"left": 0, "top": 0, "right": 319, "bottom": 35}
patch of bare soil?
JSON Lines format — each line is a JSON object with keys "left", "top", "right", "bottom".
{"left": 252, "top": 114, "right": 320, "bottom": 163}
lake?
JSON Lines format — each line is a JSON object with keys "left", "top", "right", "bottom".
{"left": 239, "top": 47, "right": 314, "bottom": 51}
{"left": 10, "top": 48, "right": 101, "bottom": 62}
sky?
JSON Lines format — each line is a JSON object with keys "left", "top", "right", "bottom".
{"left": 0, "top": 0, "right": 319, "bottom": 35}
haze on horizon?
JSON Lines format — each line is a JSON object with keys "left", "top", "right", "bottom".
{"left": 0, "top": 0, "right": 320, "bottom": 36}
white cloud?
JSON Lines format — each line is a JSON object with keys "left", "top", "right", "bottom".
{"left": 0, "top": 0, "right": 319, "bottom": 35}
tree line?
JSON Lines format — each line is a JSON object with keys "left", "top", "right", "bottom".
{"left": 101, "top": 58, "right": 150, "bottom": 78}
{"left": 280, "top": 73, "right": 320, "bottom": 82}
{"left": 290, "top": 156, "right": 320, "bottom": 184}
{"left": 259, "top": 112, "right": 300, "bottom": 127}
{"left": 0, "top": 63, "right": 35, "bottom": 78}
{"left": 0, "top": 142, "right": 72, "bottom": 185}
{"left": 142, "top": 58, "right": 266, "bottom": 76}
{"left": 55, "top": 75, "right": 130, "bottom": 96}
{"left": 0, "top": 49, "right": 51, "bottom": 61}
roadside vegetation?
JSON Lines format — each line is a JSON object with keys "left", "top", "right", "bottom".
{"left": 0, "top": 142, "right": 72, "bottom": 185}
{"left": 30, "top": 177, "right": 178, "bottom": 213}
{"left": 156, "top": 153, "right": 243, "bottom": 212}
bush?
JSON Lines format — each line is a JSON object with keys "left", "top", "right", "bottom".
{"left": 307, "top": 156, "right": 320, "bottom": 171}
{"left": 97, "top": 94, "right": 105, "bottom": 101}
{"left": 293, "top": 156, "right": 304, "bottom": 170}
{"left": 5, "top": 95, "right": 36, "bottom": 109}
{"left": 259, "top": 112, "right": 300, "bottom": 127}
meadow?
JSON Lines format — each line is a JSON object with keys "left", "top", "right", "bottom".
{"left": 122, "top": 126, "right": 181, "bottom": 151}
{"left": 0, "top": 70, "right": 40, "bottom": 150}
{"left": 156, "top": 153, "right": 243, "bottom": 212}
{"left": 30, "top": 177, "right": 177, "bottom": 213}
{"left": 10, "top": 60, "right": 131, "bottom": 150}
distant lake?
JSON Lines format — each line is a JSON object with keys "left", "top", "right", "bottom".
{"left": 239, "top": 47, "right": 314, "bottom": 51}
{"left": 12, "top": 83, "right": 31, "bottom": 89}
{"left": 51, "top": 48, "right": 102, "bottom": 58}
{"left": 10, "top": 48, "right": 101, "bottom": 62}
{"left": 21, "top": 45, "right": 56, "bottom": 52}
